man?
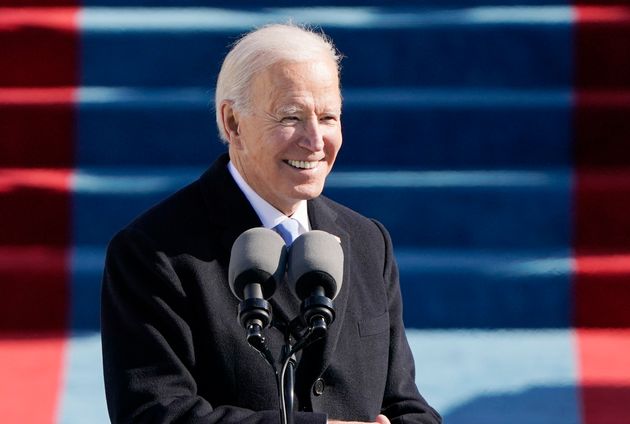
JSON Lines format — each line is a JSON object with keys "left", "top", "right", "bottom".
{"left": 101, "top": 24, "right": 441, "bottom": 424}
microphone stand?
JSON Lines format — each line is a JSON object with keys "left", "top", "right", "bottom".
{"left": 280, "top": 344, "right": 296, "bottom": 424}
{"left": 238, "top": 294, "right": 333, "bottom": 424}
{"left": 278, "top": 324, "right": 328, "bottom": 424}
{"left": 242, "top": 317, "right": 327, "bottom": 424}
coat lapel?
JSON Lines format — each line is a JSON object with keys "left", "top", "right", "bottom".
{"left": 199, "top": 154, "right": 300, "bottom": 330}
{"left": 304, "top": 196, "right": 351, "bottom": 380}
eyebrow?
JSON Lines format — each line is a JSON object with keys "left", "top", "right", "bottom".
{"left": 276, "top": 105, "right": 341, "bottom": 116}
{"left": 276, "top": 105, "right": 303, "bottom": 115}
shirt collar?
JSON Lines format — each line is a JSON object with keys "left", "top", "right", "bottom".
{"left": 228, "top": 161, "right": 310, "bottom": 234}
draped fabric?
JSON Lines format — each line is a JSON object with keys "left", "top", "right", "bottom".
{"left": 1, "top": 1, "right": 629, "bottom": 423}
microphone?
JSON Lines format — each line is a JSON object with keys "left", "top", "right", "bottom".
{"left": 229, "top": 227, "right": 287, "bottom": 346}
{"left": 287, "top": 230, "right": 343, "bottom": 336}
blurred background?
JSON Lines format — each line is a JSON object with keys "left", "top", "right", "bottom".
{"left": 1, "top": 1, "right": 630, "bottom": 423}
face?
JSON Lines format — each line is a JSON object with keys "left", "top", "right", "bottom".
{"left": 225, "top": 59, "right": 343, "bottom": 216}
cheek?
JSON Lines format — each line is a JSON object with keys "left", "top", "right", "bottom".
{"left": 272, "top": 126, "right": 297, "bottom": 142}
{"left": 261, "top": 128, "right": 298, "bottom": 158}
{"left": 325, "top": 130, "right": 342, "bottom": 156}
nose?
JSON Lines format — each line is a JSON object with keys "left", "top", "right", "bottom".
{"left": 298, "top": 117, "right": 325, "bottom": 152}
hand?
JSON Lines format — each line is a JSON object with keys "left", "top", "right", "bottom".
{"left": 329, "top": 414, "right": 391, "bottom": 424}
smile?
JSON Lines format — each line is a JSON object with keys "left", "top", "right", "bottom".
{"left": 285, "top": 160, "right": 320, "bottom": 170}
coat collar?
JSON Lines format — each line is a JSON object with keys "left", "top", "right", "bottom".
{"left": 199, "top": 153, "right": 262, "bottom": 258}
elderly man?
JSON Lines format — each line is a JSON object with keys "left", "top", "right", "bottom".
{"left": 101, "top": 24, "right": 441, "bottom": 424}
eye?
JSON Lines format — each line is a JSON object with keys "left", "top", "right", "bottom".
{"left": 281, "top": 116, "right": 300, "bottom": 123}
{"left": 320, "top": 115, "right": 339, "bottom": 124}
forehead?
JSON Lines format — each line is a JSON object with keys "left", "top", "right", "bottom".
{"left": 250, "top": 59, "right": 341, "bottom": 111}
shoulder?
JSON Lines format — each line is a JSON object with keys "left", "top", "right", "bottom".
{"left": 130, "top": 178, "right": 206, "bottom": 241}
{"left": 315, "top": 195, "right": 392, "bottom": 254}
{"left": 110, "top": 154, "right": 236, "bottom": 250}
{"left": 106, "top": 177, "right": 207, "bottom": 256}
{"left": 133, "top": 178, "right": 204, "bottom": 228}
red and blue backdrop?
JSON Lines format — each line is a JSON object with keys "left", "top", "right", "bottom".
{"left": 1, "top": 1, "right": 629, "bottom": 423}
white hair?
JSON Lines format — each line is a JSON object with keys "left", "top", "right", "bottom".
{"left": 214, "top": 23, "right": 342, "bottom": 143}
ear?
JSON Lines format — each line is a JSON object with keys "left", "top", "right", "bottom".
{"left": 220, "top": 101, "right": 242, "bottom": 148}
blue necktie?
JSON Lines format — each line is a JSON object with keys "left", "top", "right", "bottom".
{"left": 274, "top": 218, "right": 300, "bottom": 246}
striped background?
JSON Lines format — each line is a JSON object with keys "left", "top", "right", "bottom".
{"left": 1, "top": 2, "right": 629, "bottom": 423}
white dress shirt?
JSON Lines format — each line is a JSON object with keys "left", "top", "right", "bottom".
{"left": 228, "top": 161, "right": 310, "bottom": 236}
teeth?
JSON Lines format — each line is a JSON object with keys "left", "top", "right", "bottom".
{"left": 287, "top": 160, "right": 318, "bottom": 169}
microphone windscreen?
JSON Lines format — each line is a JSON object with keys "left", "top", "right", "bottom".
{"left": 287, "top": 230, "right": 343, "bottom": 300}
{"left": 229, "top": 227, "right": 287, "bottom": 300}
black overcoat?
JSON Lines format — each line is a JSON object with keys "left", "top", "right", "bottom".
{"left": 101, "top": 154, "right": 441, "bottom": 424}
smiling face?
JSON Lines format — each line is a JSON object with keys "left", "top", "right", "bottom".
{"left": 225, "top": 58, "right": 343, "bottom": 215}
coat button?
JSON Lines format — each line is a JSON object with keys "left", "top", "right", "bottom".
{"left": 313, "top": 378, "right": 325, "bottom": 396}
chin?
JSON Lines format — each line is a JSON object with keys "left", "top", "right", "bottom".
{"left": 290, "top": 185, "right": 324, "bottom": 201}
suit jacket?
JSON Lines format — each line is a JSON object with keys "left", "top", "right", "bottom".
{"left": 101, "top": 154, "right": 441, "bottom": 424}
